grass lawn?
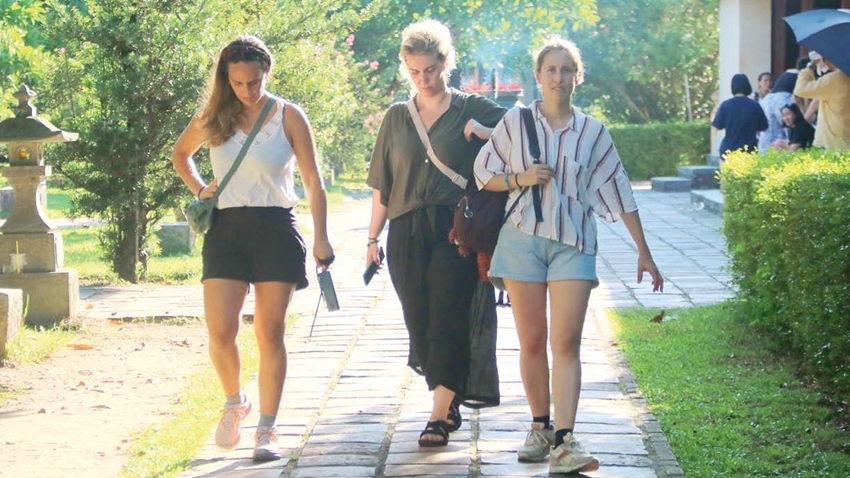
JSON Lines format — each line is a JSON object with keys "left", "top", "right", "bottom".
{"left": 120, "top": 322, "right": 261, "bottom": 478}
{"left": 609, "top": 303, "right": 850, "bottom": 477}
{"left": 49, "top": 181, "right": 363, "bottom": 285}
{"left": 6, "top": 181, "right": 353, "bottom": 474}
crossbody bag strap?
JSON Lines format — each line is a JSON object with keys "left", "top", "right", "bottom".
{"left": 211, "top": 96, "right": 277, "bottom": 201}
{"left": 519, "top": 106, "right": 544, "bottom": 223}
{"left": 406, "top": 98, "right": 468, "bottom": 190}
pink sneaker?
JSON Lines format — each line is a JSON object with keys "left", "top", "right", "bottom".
{"left": 214, "top": 399, "right": 252, "bottom": 449}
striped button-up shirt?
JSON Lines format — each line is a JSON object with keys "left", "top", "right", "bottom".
{"left": 473, "top": 102, "right": 637, "bottom": 255}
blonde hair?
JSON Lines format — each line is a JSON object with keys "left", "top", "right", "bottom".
{"left": 535, "top": 37, "right": 585, "bottom": 86}
{"left": 198, "top": 35, "right": 273, "bottom": 146}
{"left": 398, "top": 19, "right": 457, "bottom": 85}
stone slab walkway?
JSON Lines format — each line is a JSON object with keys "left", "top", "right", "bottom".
{"left": 75, "top": 188, "right": 733, "bottom": 477}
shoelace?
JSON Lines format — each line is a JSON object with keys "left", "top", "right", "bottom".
{"left": 220, "top": 407, "right": 245, "bottom": 428}
{"left": 256, "top": 428, "right": 277, "bottom": 444}
{"left": 526, "top": 429, "right": 549, "bottom": 446}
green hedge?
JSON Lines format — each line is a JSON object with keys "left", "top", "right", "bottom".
{"left": 608, "top": 121, "right": 709, "bottom": 180}
{"left": 721, "top": 149, "right": 850, "bottom": 398}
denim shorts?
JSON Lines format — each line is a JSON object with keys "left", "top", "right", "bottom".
{"left": 201, "top": 207, "right": 308, "bottom": 289}
{"left": 488, "top": 223, "right": 598, "bottom": 291}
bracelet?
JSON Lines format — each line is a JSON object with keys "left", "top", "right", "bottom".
{"left": 503, "top": 174, "right": 511, "bottom": 190}
{"left": 367, "top": 237, "right": 380, "bottom": 247}
{"left": 196, "top": 185, "right": 206, "bottom": 199}
{"left": 514, "top": 174, "right": 520, "bottom": 188}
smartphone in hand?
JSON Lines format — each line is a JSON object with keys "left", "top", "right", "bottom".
{"left": 317, "top": 270, "right": 340, "bottom": 311}
{"left": 363, "top": 246, "right": 385, "bottom": 286}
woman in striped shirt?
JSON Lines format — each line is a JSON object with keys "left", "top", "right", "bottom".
{"left": 473, "top": 38, "right": 663, "bottom": 474}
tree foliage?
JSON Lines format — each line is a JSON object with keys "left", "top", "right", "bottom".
{"left": 3, "top": 0, "right": 721, "bottom": 282}
{"left": 38, "top": 0, "right": 375, "bottom": 281}
{"left": 0, "top": 0, "right": 49, "bottom": 119}
{"left": 351, "top": 0, "right": 599, "bottom": 99}
{"left": 41, "top": 0, "right": 242, "bottom": 281}
{"left": 571, "top": 0, "right": 719, "bottom": 123}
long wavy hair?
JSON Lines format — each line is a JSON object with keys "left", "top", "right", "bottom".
{"left": 198, "top": 36, "right": 273, "bottom": 146}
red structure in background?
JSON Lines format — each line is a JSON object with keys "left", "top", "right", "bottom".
{"left": 461, "top": 67, "right": 524, "bottom": 108}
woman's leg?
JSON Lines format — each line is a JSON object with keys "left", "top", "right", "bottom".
{"left": 204, "top": 278, "right": 250, "bottom": 397}
{"left": 547, "top": 279, "right": 593, "bottom": 432}
{"left": 386, "top": 215, "right": 430, "bottom": 373}
{"left": 204, "top": 278, "right": 250, "bottom": 449}
{"left": 419, "top": 242, "right": 476, "bottom": 444}
{"left": 252, "top": 281, "right": 296, "bottom": 418}
{"left": 503, "top": 279, "right": 550, "bottom": 419}
{"left": 249, "top": 280, "right": 296, "bottom": 461}
{"left": 546, "top": 279, "right": 599, "bottom": 473}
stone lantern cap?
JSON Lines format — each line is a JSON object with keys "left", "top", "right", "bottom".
{"left": 0, "top": 85, "right": 78, "bottom": 143}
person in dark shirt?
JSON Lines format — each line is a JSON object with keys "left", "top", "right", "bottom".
{"left": 365, "top": 19, "right": 506, "bottom": 448}
{"left": 772, "top": 103, "right": 815, "bottom": 151}
{"left": 712, "top": 73, "right": 769, "bottom": 158}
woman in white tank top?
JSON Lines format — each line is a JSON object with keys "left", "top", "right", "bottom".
{"left": 171, "top": 35, "right": 334, "bottom": 463}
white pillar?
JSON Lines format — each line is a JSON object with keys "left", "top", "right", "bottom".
{"left": 719, "top": 0, "right": 773, "bottom": 101}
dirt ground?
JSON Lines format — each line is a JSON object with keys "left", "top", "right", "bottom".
{"left": 0, "top": 318, "right": 213, "bottom": 478}
{"left": 0, "top": 197, "right": 368, "bottom": 477}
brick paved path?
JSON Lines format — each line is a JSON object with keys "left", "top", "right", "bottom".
{"left": 159, "top": 189, "right": 734, "bottom": 478}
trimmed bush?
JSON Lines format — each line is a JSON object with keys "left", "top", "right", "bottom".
{"left": 721, "top": 149, "right": 850, "bottom": 398}
{"left": 608, "top": 121, "right": 709, "bottom": 180}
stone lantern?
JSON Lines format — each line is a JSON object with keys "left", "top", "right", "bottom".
{"left": 0, "top": 85, "right": 79, "bottom": 325}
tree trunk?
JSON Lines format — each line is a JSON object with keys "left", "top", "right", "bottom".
{"left": 110, "top": 206, "right": 149, "bottom": 283}
{"left": 113, "top": 226, "right": 138, "bottom": 283}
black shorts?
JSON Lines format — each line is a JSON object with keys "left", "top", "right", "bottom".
{"left": 201, "top": 207, "right": 308, "bottom": 289}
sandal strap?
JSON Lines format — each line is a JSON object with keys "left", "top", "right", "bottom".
{"left": 447, "top": 400, "right": 462, "bottom": 432}
{"left": 420, "top": 420, "right": 449, "bottom": 438}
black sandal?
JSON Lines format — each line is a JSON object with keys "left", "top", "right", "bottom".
{"left": 418, "top": 420, "right": 450, "bottom": 447}
{"left": 447, "top": 399, "right": 462, "bottom": 433}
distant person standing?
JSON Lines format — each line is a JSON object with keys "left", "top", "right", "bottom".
{"left": 751, "top": 72, "right": 771, "bottom": 102}
{"left": 794, "top": 55, "right": 850, "bottom": 150}
{"left": 758, "top": 71, "right": 796, "bottom": 152}
{"left": 712, "top": 74, "right": 768, "bottom": 158}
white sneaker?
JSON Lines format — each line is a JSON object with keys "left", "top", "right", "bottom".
{"left": 252, "top": 426, "right": 281, "bottom": 462}
{"left": 214, "top": 398, "right": 252, "bottom": 449}
{"left": 517, "top": 426, "right": 555, "bottom": 462}
{"left": 549, "top": 432, "right": 600, "bottom": 473}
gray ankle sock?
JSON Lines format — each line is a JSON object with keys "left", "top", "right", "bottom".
{"left": 258, "top": 414, "right": 276, "bottom": 429}
{"left": 226, "top": 391, "right": 244, "bottom": 406}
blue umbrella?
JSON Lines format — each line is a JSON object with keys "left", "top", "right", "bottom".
{"left": 784, "top": 9, "right": 850, "bottom": 75}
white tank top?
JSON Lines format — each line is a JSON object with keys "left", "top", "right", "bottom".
{"left": 209, "top": 98, "right": 299, "bottom": 209}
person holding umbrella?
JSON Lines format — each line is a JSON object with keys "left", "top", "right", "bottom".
{"left": 793, "top": 54, "right": 850, "bottom": 150}
{"left": 473, "top": 37, "right": 664, "bottom": 474}
{"left": 783, "top": 9, "right": 850, "bottom": 150}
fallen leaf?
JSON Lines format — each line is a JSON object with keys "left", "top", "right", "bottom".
{"left": 91, "top": 404, "right": 111, "bottom": 410}
{"left": 37, "top": 408, "right": 47, "bottom": 414}
{"left": 68, "top": 343, "right": 94, "bottom": 350}
{"left": 85, "top": 303, "right": 94, "bottom": 309}
{"left": 650, "top": 310, "right": 666, "bottom": 323}
{"left": 134, "top": 342, "right": 145, "bottom": 351}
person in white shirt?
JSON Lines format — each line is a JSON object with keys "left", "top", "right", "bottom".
{"left": 172, "top": 35, "right": 334, "bottom": 463}
{"left": 474, "top": 37, "right": 663, "bottom": 474}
